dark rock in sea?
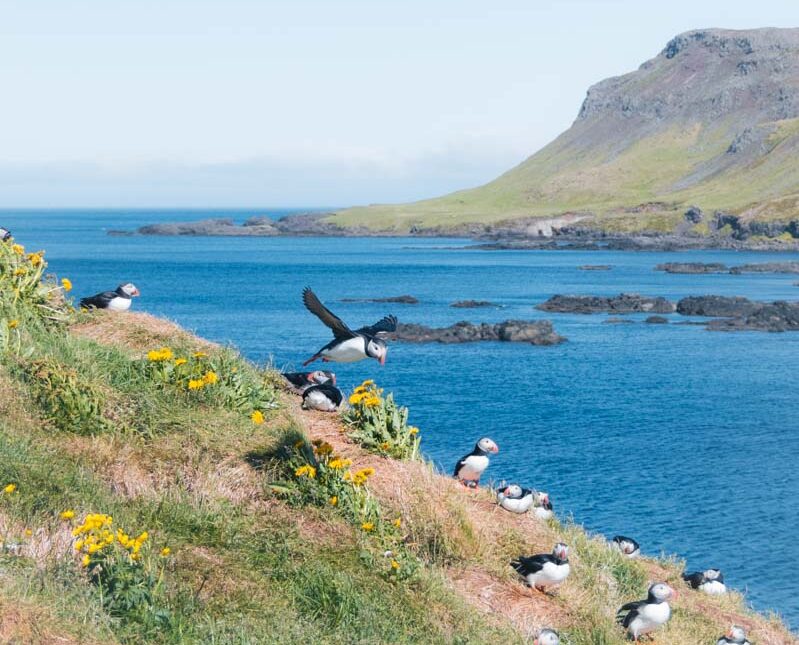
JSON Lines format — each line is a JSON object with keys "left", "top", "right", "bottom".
{"left": 707, "top": 301, "right": 799, "bottom": 332}
{"left": 340, "top": 295, "right": 419, "bottom": 304}
{"left": 655, "top": 262, "right": 729, "bottom": 274}
{"left": 137, "top": 218, "right": 280, "bottom": 237}
{"left": 537, "top": 293, "right": 675, "bottom": 314}
{"left": 579, "top": 265, "right": 613, "bottom": 271}
{"left": 645, "top": 316, "right": 669, "bottom": 324}
{"left": 684, "top": 206, "right": 703, "bottom": 223}
{"left": 676, "top": 295, "right": 760, "bottom": 317}
{"left": 450, "top": 300, "right": 498, "bottom": 308}
{"left": 729, "top": 262, "right": 799, "bottom": 274}
{"left": 604, "top": 317, "right": 634, "bottom": 324}
{"left": 392, "top": 320, "right": 565, "bottom": 345}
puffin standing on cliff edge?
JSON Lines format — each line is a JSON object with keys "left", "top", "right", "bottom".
{"left": 79, "top": 283, "right": 140, "bottom": 311}
{"left": 616, "top": 582, "right": 676, "bottom": 641}
{"left": 683, "top": 568, "right": 727, "bottom": 595}
{"left": 613, "top": 535, "right": 641, "bottom": 558}
{"left": 301, "top": 287, "right": 397, "bottom": 365}
{"left": 301, "top": 381, "right": 343, "bottom": 412}
{"left": 716, "top": 626, "right": 751, "bottom": 645}
{"left": 511, "top": 542, "right": 571, "bottom": 593}
{"left": 453, "top": 437, "right": 498, "bottom": 487}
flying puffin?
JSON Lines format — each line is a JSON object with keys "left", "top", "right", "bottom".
{"left": 79, "top": 283, "right": 140, "bottom": 311}
{"left": 511, "top": 542, "right": 570, "bottom": 593}
{"left": 497, "top": 484, "right": 534, "bottom": 514}
{"left": 282, "top": 370, "right": 336, "bottom": 394}
{"left": 616, "top": 582, "right": 676, "bottom": 641}
{"left": 301, "top": 287, "right": 397, "bottom": 365}
{"left": 533, "top": 629, "right": 560, "bottom": 645}
{"left": 716, "top": 625, "right": 751, "bottom": 645}
{"left": 0, "top": 227, "right": 11, "bottom": 241}
{"left": 301, "top": 381, "right": 343, "bottom": 412}
{"left": 612, "top": 535, "right": 641, "bottom": 559}
{"left": 533, "top": 491, "right": 554, "bottom": 520}
{"left": 453, "top": 437, "right": 498, "bottom": 487}
{"left": 683, "top": 568, "right": 726, "bottom": 595}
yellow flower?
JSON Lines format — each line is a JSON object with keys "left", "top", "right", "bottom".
{"left": 361, "top": 522, "right": 374, "bottom": 532}
{"left": 24, "top": 529, "right": 32, "bottom": 537}
{"left": 147, "top": 347, "right": 174, "bottom": 362}
{"left": 61, "top": 277, "right": 72, "bottom": 292}
{"left": 363, "top": 395, "right": 381, "bottom": 407}
{"left": 60, "top": 510, "right": 75, "bottom": 520}
{"left": 74, "top": 540, "right": 84, "bottom": 551}
{"left": 11, "top": 243, "right": 24, "bottom": 256}
{"left": 27, "top": 252, "right": 44, "bottom": 266}
{"left": 315, "top": 442, "right": 333, "bottom": 456}
{"left": 160, "top": 547, "right": 171, "bottom": 557}
{"left": 391, "top": 560, "right": 400, "bottom": 570}
{"left": 82, "top": 554, "right": 91, "bottom": 567}
{"left": 408, "top": 426, "right": 419, "bottom": 435}
{"left": 88, "top": 543, "right": 101, "bottom": 554}
{"left": 138, "top": 531, "right": 149, "bottom": 542}
{"left": 251, "top": 410, "right": 265, "bottom": 425}
{"left": 328, "top": 457, "right": 351, "bottom": 470}
{"left": 13, "top": 268, "right": 25, "bottom": 276}
{"left": 294, "top": 465, "right": 316, "bottom": 479}
{"left": 348, "top": 391, "right": 366, "bottom": 405}
{"left": 193, "top": 351, "right": 208, "bottom": 358}
{"left": 393, "top": 517, "right": 402, "bottom": 528}
{"left": 131, "top": 552, "right": 140, "bottom": 561}
{"left": 188, "top": 379, "right": 205, "bottom": 390}
{"left": 3, "top": 483, "right": 17, "bottom": 494}
{"left": 329, "top": 496, "right": 338, "bottom": 506}
{"left": 7, "top": 320, "right": 18, "bottom": 330}
{"left": 361, "top": 379, "right": 374, "bottom": 387}
{"left": 202, "top": 371, "right": 219, "bottom": 385}
{"left": 174, "top": 358, "right": 187, "bottom": 366}
{"left": 380, "top": 442, "right": 390, "bottom": 451}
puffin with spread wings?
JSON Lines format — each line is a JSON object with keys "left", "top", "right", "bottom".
{"left": 302, "top": 287, "right": 398, "bottom": 366}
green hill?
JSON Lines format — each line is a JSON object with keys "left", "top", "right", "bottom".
{"left": 329, "top": 28, "right": 799, "bottom": 238}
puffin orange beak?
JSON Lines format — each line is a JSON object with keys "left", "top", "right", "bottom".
{"left": 132, "top": 288, "right": 140, "bottom": 297}
{"left": 670, "top": 587, "right": 678, "bottom": 600}
{"left": 379, "top": 354, "right": 386, "bottom": 366}
{"left": 533, "top": 639, "right": 539, "bottom": 645}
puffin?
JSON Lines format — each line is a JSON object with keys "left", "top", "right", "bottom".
{"left": 511, "top": 542, "right": 570, "bottom": 593}
{"left": 301, "top": 382, "right": 343, "bottom": 412}
{"left": 453, "top": 437, "right": 499, "bottom": 487}
{"left": 0, "top": 227, "right": 11, "bottom": 241}
{"left": 302, "top": 287, "right": 397, "bottom": 365}
{"left": 683, "top": 568, "right": 726, "bottom": 595}
{"left": 533, "top": 491, "right": 554, "bottom": 520}
{"left": 80, "top": 283, "right": 140, "bottom": 311}
{"left": 717, "top": 626, "right": 751, "bottom": 645}
{"left": 612, "top": 535, "right": 641, "bottom": 559}
{"left": 497, "top": 484, "right": 534, "bottom": 514}
{"left": 533, "top": 629, "right": 560, "bottom": 645}
{"left": 282, "top": 370, "right": 336, "bottom": 394}
{"left": 616, "top": 582, "right": 676, "bottom": 641}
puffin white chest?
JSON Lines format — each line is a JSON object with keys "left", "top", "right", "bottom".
{"left": 303, "top": 389, "right": 338, "bottom": 412}
{"left": 458, "top": 454, "right": 488, "bottom": 480}
{"left": 106, "top": 297, "right": 132, "bottom": 312}
{"left": 635, "top": 601, "right": 670, "bottom": 633}
{"left": 499, "top": 494, "right": 533, "bottom": 514}
{"left": 700, "top": 580, "right": 726, "bottom": 595}
{"left": 530, "top": 561, "right": 570, "bottom": 587}
{"left": 322, "top": 337, "right": 366, "bottom": 362}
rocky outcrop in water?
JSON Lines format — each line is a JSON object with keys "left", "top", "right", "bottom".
{"left": 578, "top": 265, "right": 613, "bottom": 271}
{"left": 450, "top": 300, "right": 498, "bottom": 308}
{"left": 537, "top": 293, "right": 675, "bottom": 314}
{"left": 341, "top": 295, "right": 419, "bottom": 304}
{"left": 656, "top": 262, "right": 729, "bottom": 274}
{"left": 729, "top": 262, "right": 799, "bottom": 274}
{"left": 676, "top": 296, "right": 760, "bottom": 317}
{"left": 645, "top": 316, "right": 669, "bottom": 324}
{"left": 392, "top": 320, "right": 565, "bottom": 345}
{"left": 707, "top": 301, "right": 799, "bottom": 332}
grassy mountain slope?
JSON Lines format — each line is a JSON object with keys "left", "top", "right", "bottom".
{"left": 1, "top": 244, "right": 796, "bottom": 643}
{"left": 329, "top": 29, "right": 799, "bottom": 234}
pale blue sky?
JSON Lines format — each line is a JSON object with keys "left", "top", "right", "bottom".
{"left": 1, "top": 0, "right": 797, "bottom": 207}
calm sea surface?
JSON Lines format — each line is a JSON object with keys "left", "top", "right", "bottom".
{"left": 3, "top": 209, "right": 798, "bottom": 628}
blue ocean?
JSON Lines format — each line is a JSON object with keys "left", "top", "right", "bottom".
{"left": 3, "top": 209, "right": 798, "bottom": 628}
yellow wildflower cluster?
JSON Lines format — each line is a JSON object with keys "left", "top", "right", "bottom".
{"left": 345, "top": 467, "right": 376, "bottom": 486}
{"left": 348, "top": 379, "right": 383, "bottom": 407}
{"left": 70, "top": 513, "right": 153, "bottom": 566}
{"left": 294, "top": 465, "right": 317, "bottom": 479}
{"left": 361, "top": 522, "right": 374, "bottom": 532}
{"left": 328, "top": 457, "right": 352, "bottom": 470}
{"left": 60, "top": 509, "right": 75, "bottom": 520}
{"left": 61, "top": 277, "right": 72, "bottom": 292}
{"left": 174, "top": 358, "right": 187, "bottom": 366}
{"left": 11, "top": 244, "right": 24, "bottom": 256}
{"left": 147, "top": 347, "right": 174, "bottom": 362}
{"left": 7, "top": 320, "right": 19, "bottom": 330}
{"left": 27, "top": 252, "right": 44, "bottom": 267}
{"left": 187, "top": 370, "right": 218, "bottom": 391}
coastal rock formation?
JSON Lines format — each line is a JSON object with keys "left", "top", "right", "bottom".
{"left": 450, "top": 300, "right": 498, "bottom": 308}
{"left": 578, "top": 265, "right": 613, "bottom": 271}
{"left": 676, "top": 296, "right": 760, "bottom": 317}
{"left": 655, "top": 262, "right": 729, "bottom": 274}
{"left": 537, "top": 293, "right": 675, "bottom": 314}
{"left": 645, "top": 316, "right": 669, "bottom": 324}
{"left": 136, "top": 218, "right": 280, "bottom": 236}
{"left": 707, "top": 301, "right": 799, "bottom": 332}
{"left": 341, "top": 295, "right": 419, "bottom": 304}
{"left": 392, "top": 320, "right": 565, "bottom": 345}
{"left": 729, "top": 262, "right": 799, "bottom": 274}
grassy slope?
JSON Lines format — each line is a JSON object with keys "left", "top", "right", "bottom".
{"left": 1, "top": 309, "right": 796, "bottom": 644}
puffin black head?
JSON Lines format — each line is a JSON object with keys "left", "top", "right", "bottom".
{"left": 0, "top": 227, "right": 11, "bottom": 242}
{"left": 533, "top": 628, "right": 559, "bottom": 645}
{"left": 365, "top": 337, "right": 388, "bottom": 365}
{"left": 307, "top": 370, "right": 335, "bottom": 385}
{"left": 475, "top": 437, "right": 499, "bottom": 455}
{"left": 117, "top": 283, "right": 140, "bottom": 298}
{"left": 647, "top": 582, "right": 676, "bottom": 603}
{"left": 552, "top": 542, "right": 568, "bottom": 562}
{"left": 535, "top": 491, "right": 552, "bottom": 509}
{"left": 723, "top": 625, "right": 748, "bottom": 644}
{"left": 613, "top": 535, "right": 639, "bottom": 555}
{"left": 501, "top": 484, "right": 524, "bottom": 499}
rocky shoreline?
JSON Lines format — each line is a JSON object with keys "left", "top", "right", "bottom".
{"left": 656, "top": 261, "right": 799, "bottom": 274}
{"left": 392, "top": 320, "right": 565, "bottom": 345}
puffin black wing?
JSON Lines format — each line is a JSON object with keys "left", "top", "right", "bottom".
{"left": 302, "top": 383, "right": 343, "bottom": 406}
{"left": 682, "top": 572, "right": 705, "bottom": 589}
{"left": 616, "top": 600, "right": 644, "bottom": 627}
{"left": 282, "top": 372, "right": 310, "bottom": 389}
{"left": 453, "top": 456, "right": 468, "bottom": 478}
{"left": 357, "top": 314, "right": 398, "bottom": 337}
{"left": 511, "top": 554, "right": 549, "bottom": 577}
{"left": 80, "top": 291, "right": 117, "bottom": 309}
{"left": 303, "top": 288, "right": 356, "bottom": 340}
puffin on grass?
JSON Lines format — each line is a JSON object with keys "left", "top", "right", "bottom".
{"left": 80, "top": 283, "right": 140, "bottom": 311}
{"left": 533, "top": 629, "right": 560, "bottom": 645}
{"left": 613, "top": 535, "right": 641, "bottom": 559}
{"left": 683, "top": 568, "right": 726, "bottom": 595}
{"left": 511, "top": 542, "right": 570, "bottom": 594}
{"left": 453, "top": 437, "right": 498, "bottom": 488}
{"left": 533, "top": 491, "right": 554, "bottom": 520}
{"left": 0, "top": 227, "right": 11, "bottom": 241}
{"left": 302, "top": 287, "right": 397, "bottom": 366}
{"left": 497, "top": 484, "right": 534, "bottom": 514}
{"left": 717, "top": 626, "right": 751, "bottom": 645}
{"left": 616, "top": 582, "right": 676, "bottom": 641}
{"left": 301, "top": 382, "right": 343, "bottom": 412}
{"left": 282, "top": 370, "right": 336, "bottom": 394}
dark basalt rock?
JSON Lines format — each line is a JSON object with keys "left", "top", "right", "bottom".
{"left": 579, "top": 265, "right": 613, "bottom": 271}
{"left": 730, "top": 262, "right": 799, "bottom": 274}
{"left": 392, "top": 320, "right": 565, "bottom": 345}
{"left": 604, "top": 317, "right": 634, "bottom": 324}
{"left": 676, "top": 295, "right": 760, "bottom": 317}
{"left": 655, "top": 262, "right": 729, "bottom": 274}
{"left": 684, "top": 206, "right": 704, "bottom": 223}
{"left": 136, "top": 218, "right": 280, "bottom": 236}
{"left": 537, "top": 293, "right": 675, "bottom": 314}
{"left": 450, "top": 300, "right": 498, "bottom": 308}
{"left": 340, "top": 295, "right": 419, "bottom": 304}
{"left": 645, "top": 316, "right": 669, "bottom": 324}
{"left": 707, "top": 301, "right": 799, "bottom": 332}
